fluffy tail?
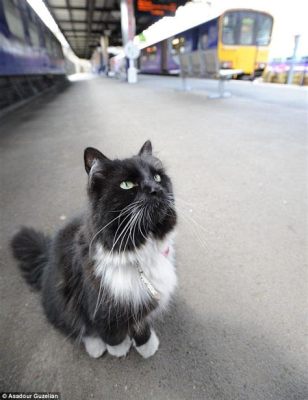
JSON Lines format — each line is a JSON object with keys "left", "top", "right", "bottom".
{"left": 11, "top": 227, "right": 50, "bottom": 290}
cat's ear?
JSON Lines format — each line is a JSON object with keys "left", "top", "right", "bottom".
{"left": 84, "top": 147, "right": 109, "bottom": 174}
{"left": 138, "top": 140, "right": 152, "bottom": 157}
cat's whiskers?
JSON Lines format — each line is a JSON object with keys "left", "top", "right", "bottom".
{"left": 165, "top": 198, "right": 209, "bottom": 252}
{"left": 117, "top": 207, "right": 142, "bottom": 257}
{"left": 173, "top": 202, "right": 209, "bottom": 236}
{"left": 94, "top": 204, "right": 143, "bottom": 317}
{"left": 137, "top": 207, "right": 148, "bottom": 241}
{"left": 112, "top": 205, "right": 140, "bottom": 251}
{"left": 122, "top": 208, "right": 142, "bottom": 255}
{"left": 108, "top": 203, "right": 144, "bottom": 267}
{"left": 132, "top": 208, "right": 146, "bottom": 260}
{"left": 167, "top": 193, "right": 210, "bottom": 232}
{"left": 118, "top": 211, "right": 142, "bottom": 324}
{"left": 89, "top": 203, "right": 142, "bottom": 315}
{"left": 88, "top": 200, "right": 142, "bottom": 257}
{"left": 93, "top": 207, "right": 137, "bottom": 315}
{"left": 142, "top": 207, "right": 149, "bottom": 239}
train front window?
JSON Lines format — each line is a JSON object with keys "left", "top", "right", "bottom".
{"left": 222, "top": 11, "right": 273, "bottom": 46}
{"left": 239, "top": 16, "right": 255, "bottom": 45}
{"left": 222, "top": 13, "right": 237, "bottom": 45}
{"left": 256, "top": 15, "right": 273, "bottom": 45}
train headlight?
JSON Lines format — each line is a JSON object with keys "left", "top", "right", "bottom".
{"left": 221, "top": 61, "right": 233, "bottom": 69}
{"left": 256, "top": 63, "right": 266, "bottom": 69}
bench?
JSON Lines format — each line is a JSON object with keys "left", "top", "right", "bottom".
{"left": 179, "top": 50, "right": 242, "bottom": 98}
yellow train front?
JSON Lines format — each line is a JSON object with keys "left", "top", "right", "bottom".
{"left": 140, "top": 8, "right": 274, "bottom": 79}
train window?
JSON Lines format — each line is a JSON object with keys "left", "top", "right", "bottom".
{"left": 222, "top": 13, "right": 237, "bottom": 45}
{"left": 256, "top": 15, "right": 273, "bottom": 46}
{"left": 28, "top": 22, "right": 40, "bottom": 48}
{"left": 26, "top": 5, "right": 40, "bottom": 48}
{"left": 45, "top": 32, "right": 62, "bottom": 58}
{"left": 51, "top": 39, "right": 60, "bottom": 58}
{"left": 141, "top": 50, "right": 147, "bottom": 62}
{"left": 199, "top": 34, "right": 208, "bottom": 50}
{"left": 45, "top": 33, "right": 54, "bottom": 55}
{"left": 199, "top": 22, "right": 217, "bottom": 50}
{"left": 173, "top": 35, "right": 192, "bottom": 53}
{"left": 54, "top": 40, "right": 63, "bottom": 58}
{"left": 239, "top": 16, "right": 255, "bottom": 45}
{"left": 208, "top": 25, "right": 217, "bottom": 46}
{"left": 146, "top": 46, "right": 157, "bottom": 61}
{"left": 184, "top": 37, "right": 193, "bottom": 52}
{"left": 3, "top": 0, "right": 25, "bottom": 40}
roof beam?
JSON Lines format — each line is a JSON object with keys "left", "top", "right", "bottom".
{"left": 85, "top": 0, "right": 95, "bottom": 58}
{"left": 65, "top": 0, "right": 77, "bottom": 43}
{"left": 44, "top": 0, "right": 72, "bottom": 47}
{"left": 45, "top": 1, "right": 126, "bottom": 58}
{"left": 51, "top": 6, "right": 117, "bottom": 12}
{"left": 57, "top": 20, "right": 119, "bottom": 24}
{"left": 64, "top": 33, "right": 102, "bottom": 37}
{"left": 60, "top": 29, "right": 103, "bottom": 33}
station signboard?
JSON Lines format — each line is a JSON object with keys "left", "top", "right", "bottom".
{"left": 136, "top": 0, "right": 178, "bottom": 17}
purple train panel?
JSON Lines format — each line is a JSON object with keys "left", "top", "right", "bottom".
{"left": 139, "top": 42, "right": 163, "bottom": 74}
{"left": 0, "top": 0, "right": 65, "bottom": 76}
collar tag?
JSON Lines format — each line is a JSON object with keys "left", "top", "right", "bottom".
{"left": 138, "top": 268, "right": 160, "bottom": 301}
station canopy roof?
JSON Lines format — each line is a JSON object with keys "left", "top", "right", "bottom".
{"left": 44, "top": 0, "right": 188, "bottom": 59}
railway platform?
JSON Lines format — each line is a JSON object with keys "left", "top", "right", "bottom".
{"left": 0, "top": 75, "right": 307, "bottom": 400}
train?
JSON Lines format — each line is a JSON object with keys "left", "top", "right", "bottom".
{"left": 0, "top": 0, "right": 67, "bottom": 111}
{"left": 139, "top": 8, "right": 274, "bottom": 79}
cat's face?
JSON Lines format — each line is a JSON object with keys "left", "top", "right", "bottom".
{"left": 84, "top": 141, "right": 176, "bottom": 252}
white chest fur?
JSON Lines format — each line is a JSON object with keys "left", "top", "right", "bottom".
{"left": 93, "top": 233, "right": 177, "bottom": 314}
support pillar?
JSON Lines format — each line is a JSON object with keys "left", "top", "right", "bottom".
{"left": 287, "top": 35, "right": 300, "bottom": 85}
{"left": 120, "top": 0, "right": 138, "bottom": 83}
{"left": 100, "top": 36, "right": 109, "bottom": 74}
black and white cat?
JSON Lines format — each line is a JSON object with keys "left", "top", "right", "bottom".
{"left": 11, "top": 141, "right": 177, "bottom": 359}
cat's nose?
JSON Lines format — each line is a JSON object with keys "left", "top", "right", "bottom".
{"left": 149, "top": 186, "right": 158, "bottom": 195}
{"left": 142, "top": 182, "right": 161, "bottom": 196}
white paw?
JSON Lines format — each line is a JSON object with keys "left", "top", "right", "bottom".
{"left": 107, "top": 335, "right": 132, "bottom": 358}
{"left": 83, "top": 336, "right": 106, "bottom": 358}
{"left": 134, "top": 329, "right": 159, "bottom": 359}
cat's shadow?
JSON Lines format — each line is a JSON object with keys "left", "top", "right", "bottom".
{"left": 78, "top": 296, "right": 305, "bottom": 400}
{"left": 12, "top": 294, "right": 307, "bottom": 400}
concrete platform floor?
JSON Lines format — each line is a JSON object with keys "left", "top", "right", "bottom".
{"left": 0, "top": 75, "right": 307, "bottom": 400}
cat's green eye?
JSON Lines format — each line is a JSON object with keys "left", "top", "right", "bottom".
{"left": 120, "top": 181, "right": 136, "bottom": 190}
{"left": 154, "top": 174, "right": 161, "bottom": 183}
